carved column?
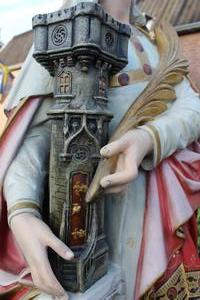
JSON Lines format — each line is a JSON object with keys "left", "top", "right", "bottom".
{"left": 33, "top": 2, "right": 130, "bottom": 292}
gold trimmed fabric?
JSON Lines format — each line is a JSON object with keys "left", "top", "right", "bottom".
{"left": 0, "top": 286, "right": 40, "bottom": 300}
{"left": 0, "top": 63, "right": 10, "bottom": 103}
{"left": 143, "top": 265, "right": 188, "bottom": 299}
{"left": 186, "top": 270, "right": 200, "bottom": 298}
{"left": 8, "top": 201, "right": 41, "bottom": 216}
{"left": 109, "top": 30, "right": 154, "bottom": 89}
{"left": 134, "top": 21, "right": 157, "bottom": 42}
{"left": 21, "top": 288, "right": 41, "bottom": 300}
{"left": 8, "top": 200, "right": 41, "bottom": 225}
{"left": 139, "top": 124, "right": 161, "bottom": 170}
{"left": 0, "top": 284, "right": 22, "bottom": 298}
{"left": 176, "top": 226, "right": 186, "bottom": 239}
{"left": 109, "top": 69, "right": 151, "bottom": 88}
{"left": 143, "top": 265, "right": 200, "bottom": 299}
{"left": 145, "top": 124, "right": 161, "bottom": 166}
{"left": 1, "top": 94, "right": 51, "bottom": 139}
{"left": 130, "top": 35, "right": 151, "bottom": 70}
{"left": 0, "top": 97, "right": 29, "bottom": 139}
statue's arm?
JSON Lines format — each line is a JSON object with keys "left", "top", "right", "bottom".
{"left": 3, "top": 109, "right": 73, "bottom": 297}
{"left": 140, "top": 78, "right": 200, "bottom": 170}
{"left": 3, "top": 120, "right": 51, "bottom": 225}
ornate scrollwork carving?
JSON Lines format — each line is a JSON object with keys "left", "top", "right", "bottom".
{"left": 87, "top": 120, "right": 97, "bottom": 135}
{"left": 52, "top": 25, "right": 68, "bottom": 46}
{"left": 71, "top": 145, "right": 89, "bottom": 162}
{"left": 105, "top": 31, "right": 114, "bottom": 48}
{"left": 69, "top": 118, "right": 81, "bottom": 134}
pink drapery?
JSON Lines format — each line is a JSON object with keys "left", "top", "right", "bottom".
{"left": 135, "top": 143, "right": 200, "bottom": 298}
{"left": 0, "top": 97, "right": 41, "bottom": 298}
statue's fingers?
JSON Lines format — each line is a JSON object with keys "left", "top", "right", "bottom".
{"left": 115, "top": 153, "right": 125, "bottom": 172}
{"left": 100, "top": 167, "right": 138, "bottom": 188}
{"left": 102, "top": 155, "right": 128, "bottom": 193}
{"left": 47, "top": 231, "right": 74, "bottom": 261}
{"left": 100, "top": 138, "right": 128, "bottom": 158}
{"left": 104, "top": 155, "right": 128, "bottom": 193}
{"left": 31, "top": 250, "right": 66, "bottom": 297}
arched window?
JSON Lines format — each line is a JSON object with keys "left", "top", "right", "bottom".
{"left": 59, "top": 71, "right": 72, "bottom": 94}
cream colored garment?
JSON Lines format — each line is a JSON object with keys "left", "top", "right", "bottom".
{"left": 142, "top": 78, "right": 200, "bottom": 169}
{"left": 4, "top": 46, "right": 53, "bottom": 112}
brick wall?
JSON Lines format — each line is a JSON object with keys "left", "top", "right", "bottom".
{"left": 180, "top": 32, "right": 200, "bottom": 92}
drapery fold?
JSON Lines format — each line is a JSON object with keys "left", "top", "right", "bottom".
{"left": 136, "top": 142, "right": 200, "bottom": 299}
{"left": 0, "top": 97, "right": 41, "bottom": 298}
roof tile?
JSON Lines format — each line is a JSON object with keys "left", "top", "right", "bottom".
{"left": 139, "top": 0, "right": 200, "bottom": 25}
{"left": 0, "top": 31, "right": 33, "bottom": 66}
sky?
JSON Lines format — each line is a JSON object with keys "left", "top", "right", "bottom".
{"left": 0, "top": 0, "right": 63, "bottom": 45}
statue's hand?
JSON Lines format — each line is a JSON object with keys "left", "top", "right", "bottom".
{"left": 10, "top": 213, "right": 74, "bottom": 299}
{"left": 100, "top": 129, "right": 153, "bottom": 194}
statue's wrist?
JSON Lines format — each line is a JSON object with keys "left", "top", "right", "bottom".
{"left": 133, "top": 128, "right": 154, "bottom": 154}
{"left": 10, "top": 211, "right": 41, "bottom": 230}
{"left": 137, "top": 124, "right": 161, "bottom": 170}
{"left": 8, "top": 200, "right": 41, "bottom": 227}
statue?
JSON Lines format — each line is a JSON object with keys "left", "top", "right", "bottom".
{"left": 1, "top": 0, "right": 200, "bottom": 299}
